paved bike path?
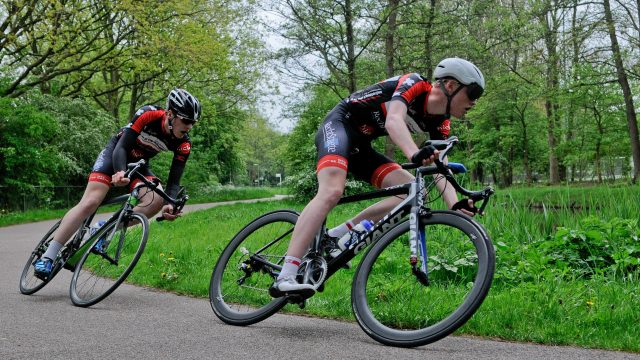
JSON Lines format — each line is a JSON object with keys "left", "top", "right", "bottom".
{"left": 1, "top": 197, "right": 638, "bottom": 359}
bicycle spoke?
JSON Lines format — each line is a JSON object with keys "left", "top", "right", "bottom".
{"left": 70, "top": 213, "right": 148, "bottom": 307}
{"left": 210, "top": 211, "right": 295, "bottom": 325}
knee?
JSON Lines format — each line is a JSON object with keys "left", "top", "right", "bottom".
{"left": 77, "top": 197, "right": 102, "bottom": 213}
{"left": 316, "top": 185, "right": 344, "bottom": 207}
{"left": 139, "top": 196, "right": 163, "bottom": 216}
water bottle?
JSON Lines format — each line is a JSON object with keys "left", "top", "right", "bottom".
{"left": 337, "top": 219, "right": 374, "bottom": 251}
{"left": 68, "top": 220, "right": 107, "bottom": 268}
{"left": 91, "top": 220, "right": 106, "bottom": 236}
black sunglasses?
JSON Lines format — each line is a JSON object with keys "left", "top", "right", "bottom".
{"left": 466, "top": 83, "right": 484, "bottom": 101}
{"left": 177, "top": 116, "right": 197, "bottom": 125}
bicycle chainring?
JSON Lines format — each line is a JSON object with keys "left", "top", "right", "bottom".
{"left": 298, "top": 255, "right": 328, "bottom": 290}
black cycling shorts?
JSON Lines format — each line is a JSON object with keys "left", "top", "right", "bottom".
{"left": 89, "top": 137, "right": 158, "bottom": 190}
{"left": 315, "top": 102, "right": 401, "bottom": 188}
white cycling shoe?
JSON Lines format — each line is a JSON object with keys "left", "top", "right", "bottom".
{"left": 269, "top": 276, "right": 315, "bottom": 298}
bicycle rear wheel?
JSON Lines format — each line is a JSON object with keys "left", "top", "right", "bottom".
{"left": 69, "top": 212, "right": 148, "bottom": 307}
{"left": 19, "top": 221, "right": 66, "bottom": 294}
{"left": 209, "top": 210, "right": 296, "bottom": 325}
{"left": 352, "top": 211, "right": 494, "bottom": 347}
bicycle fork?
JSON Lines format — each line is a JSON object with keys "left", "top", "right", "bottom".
{"left": 409, "top": 175, "right": 430, "bottom": 286}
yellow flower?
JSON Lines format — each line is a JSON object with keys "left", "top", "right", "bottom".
{"left": 586, "top": 300, "right": 594, "bottom": 307}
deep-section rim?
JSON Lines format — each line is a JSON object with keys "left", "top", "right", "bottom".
{"left": 351, "top": 210, "right": 495, "bottom": 347}
{"left": 209, "top": 210, "right": 297, "bottom": 325}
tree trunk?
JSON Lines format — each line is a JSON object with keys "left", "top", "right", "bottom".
{"left": 423, "top": 0, "right": 437, "bottom": 78}
{"left": 345, "top": 0, "right": 356, "bottom": 92}
{"left": 603, "top": 0, "right": 640, "bottom": 183}
{"left": 593, "top": 106, "right": 604, "bottom": 183}
{"left": 540, "top": 4, "right": 561, "bottom": 184}
{"left": 385, "top": 0, "right": 399, "bottom": 159}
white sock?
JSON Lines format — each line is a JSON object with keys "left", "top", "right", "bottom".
{"left": 278, "top": 256, "right": 302, "bottom": 279}
{"left": 42, "top": 241, "right": 64, "bottom": 260}
{"left": 328, "top": 220, "right": 354, "bottom": 239}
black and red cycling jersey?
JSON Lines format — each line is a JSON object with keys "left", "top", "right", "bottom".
{"left": 314, "top": 73, "right": 451, "bottom": 188}
{"left": 90, "top": 105, "right": 191, "bottom": 198}
{"left": 344, "top": 73, "right": 450, "bottom": 139}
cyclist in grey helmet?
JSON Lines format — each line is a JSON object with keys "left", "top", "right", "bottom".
{"left": 33, "top": 89, "right": 201, "bottom": 279}
{"left": 270, "top": 58, "right": 486, "bottom": 297}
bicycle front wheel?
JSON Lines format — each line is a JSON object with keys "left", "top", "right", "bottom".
{"left": 352, "top": 211, "right": 495, "bottom": 347}
{"left": 209, "top": 210, "right": 297, "bottom": 325}
{"left": 69, "top": 212, "right": 149, "bottom": 307}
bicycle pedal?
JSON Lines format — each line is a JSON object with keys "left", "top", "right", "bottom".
{"left": 286, "top": 295, "right": 306, "bottom": 309}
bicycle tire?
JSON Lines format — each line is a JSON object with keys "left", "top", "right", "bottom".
{"left": 69, "top": 212, "right": 149, "bottom": 307}
{"left": 209, "top": 210, "right": 297, "bottom": 325}
{"left": 352, "top": 210, "right": 495, "bottom": 347}
{"left": 19, "top": 220, "right": 66, "bottom": 294}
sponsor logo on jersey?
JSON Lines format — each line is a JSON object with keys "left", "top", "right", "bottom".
{"left": 92, "top": 149, "right": 107, "bottom": 171}
{"left": 137, "top": 132, "right": 169, "bottom": 152}
{"left": 130, "top": 149, "right": 145, "bottom": 159}
{"left": 359, "top": 124, "right": 375, "bottom": 135}
{"left": 177, "top": 142, "right": 191, "bottom": 155}
{"left": 402, "top": 77, "right": 416, "bottom": 87}
{"left": 372, "top": 110, "right": 385, "bottom": 128}
{"left": 437, "top": 120, "right": 451, "bottom": 136}
{"left": 350, "top": 89, "right": 382, "bottom": 102}
{"left": 323, "top": 121, "right": 339, "bottom": 153}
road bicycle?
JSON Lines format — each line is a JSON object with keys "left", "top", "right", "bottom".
{"left": 209, "top": 136, "right": 495, "bottom": 347}
{"left": 19, "top": 159, "right": 188, "bottom": 307}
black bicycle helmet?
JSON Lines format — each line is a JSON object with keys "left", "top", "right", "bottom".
{"left": 166, "top": 89, "right": 202, "bottom": 122}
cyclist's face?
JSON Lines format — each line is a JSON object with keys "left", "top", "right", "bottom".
{"left": 169, "top": 112, "right": 194, "bottom": 138}
{"left": 449, "top": 82, "right": 477, "bottom": 119}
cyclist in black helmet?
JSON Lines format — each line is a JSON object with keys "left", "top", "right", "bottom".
{"left": 270, "top": 58, "right": 485, "bottom": 297}
{"left": 33, "top": 89, "right": 201, "bottom": 279}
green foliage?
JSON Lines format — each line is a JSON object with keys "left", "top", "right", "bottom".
{"left": 284, "top": 84, "right": 377, "bottom": 201}
{"left": 494, "top": 216, "right": 640, "bottom": 284}
{"left": 0, "top": 94, "right": 112, "bottom": 209}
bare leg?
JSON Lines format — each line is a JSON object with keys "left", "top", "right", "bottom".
{"left": 51, "top": 182, "right": 110, "bottom": 246}
{"left": 286, "top": 167, "right": 347, "bottom": 259}
{"left": 350, "top": 169, "right": 414, "bottom": 224}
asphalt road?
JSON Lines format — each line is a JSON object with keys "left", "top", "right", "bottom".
{"left": 1, "top": 198, "right": 638, "bottom": 360}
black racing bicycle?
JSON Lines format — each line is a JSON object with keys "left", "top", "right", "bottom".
{"left": 19, "top": 159, "right": 188, "bottom": 307}
{"left": 209, "top": 136, "right": 495, "bottom": 347}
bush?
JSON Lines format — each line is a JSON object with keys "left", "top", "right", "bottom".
{"left": 494, "top": 216, "right": 640, "bottom": 284}
{"left": 0, "top": 93, "right": 113, "bottom": 210}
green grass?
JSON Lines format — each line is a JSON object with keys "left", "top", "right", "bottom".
{"left": 121, "top": 183, "right": 640, "bottom": 352}
{"left": 0, "top": 186, "right": 286, "bottom": 227}
{"left": 12, "top": 182, "right": 640, "bottom": 351}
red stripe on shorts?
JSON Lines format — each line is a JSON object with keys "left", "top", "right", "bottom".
{"left": 88, "top": 172, "right": 112, "bottom": 186}
{"left": 371, "top": 163, "right": 402, "bottom": 188}
{"left": 317, "top": 155, "right": 348, "bottom": 172}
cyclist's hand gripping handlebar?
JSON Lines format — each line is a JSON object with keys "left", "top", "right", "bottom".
{"left": 156, "top": 188, "right": 189, "bottom": 222}
{"left": 411, "top": 142, "right": 438, "bottom": 165}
